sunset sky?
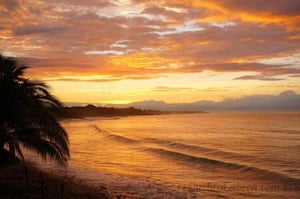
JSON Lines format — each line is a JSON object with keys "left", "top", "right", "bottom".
{"left": 1, "top": 0, "right": 300, "bottom": 105}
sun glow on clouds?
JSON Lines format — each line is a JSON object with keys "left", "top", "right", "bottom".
{"left": 85, "top": 50, "right": 126, "bottom": 55}
{"left": 1, "top": 0, "right": 300, "bottom": 104}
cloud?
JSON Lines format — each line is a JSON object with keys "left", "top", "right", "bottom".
{"left": 234, "top": 75, "right": 285, "bottom": 81}
{"left": 153, "top": 86, "right": 198, "bottom": 92}
{"left": 213, "top": 0, "right": 300, "bottom": 16}
{"left": 142, "top": 5, "right": 186, "bottom": 23}
{"left": 84, "top": 50, "right": 126, "bottom": 55}
{"left": 13, "top": 25, "right": 67, "bottom": 36}
{"left": 152, "top": 86, "right": 231, "bottom": 93}
{"left": 183, "top": 62, "right": 300, "bottom": 77}
{"left": 42, "top": 74, "right": 160, "bottom": 82}
{"left": 289, "top": 74, "right": 300, "bottom": 78}
{"left": 158, "top": 22, "right": 299, "bottom": 63}
{"left": 147, "top": 0, "right": 300, "bottom": 33}
{"left": 0, "top": 0, "right": 19, "bottom": 10}
{"left": 0, "top": 0, "right": 299, "bottom": 82}
{"left": 66, "top": 0, "right": 114, "bottom": 7}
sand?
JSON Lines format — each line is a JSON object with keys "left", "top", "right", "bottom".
{"left": 0, "top": 162, "right": 110, "bottom": 199}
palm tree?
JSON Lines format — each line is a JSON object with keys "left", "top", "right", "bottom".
{"left": 0, "top": 54, "right": 69, "bottom": 166}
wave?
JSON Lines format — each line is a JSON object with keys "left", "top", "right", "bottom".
{"left": 92, "top": 126, "right": 248, "bottom": 168}
{"left": 92, "top": 125, "right": 299, "bottom": 185}
{"left": 144, "top": 138, "right": 214, "bottom": 152}
{"left": 144, "top": 137, "right": 254, "bottom": 162}
{"left": 261, "top": 129, "right": 300, "bottom": 135}
{"left": 93, "top": 127, "right": 251, "bottom": 162}
{"left": 146, "top": 147, "right": 244, "bottom": 169}
{"left": 93, "top": 125, "right": 138, "bottom": 144}
{"left": 146, "top": 147, "right": 300, "bottom": 185}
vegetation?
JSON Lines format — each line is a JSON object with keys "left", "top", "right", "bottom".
{"left": 0, "top": 55, "right": 69, "bottom": 166}
{"left": 58, "top": 105, "right": 165, "bottom": 118}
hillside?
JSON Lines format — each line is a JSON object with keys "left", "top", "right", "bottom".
{"left": 57, "top": 105, "right": 166, "bottom": 118}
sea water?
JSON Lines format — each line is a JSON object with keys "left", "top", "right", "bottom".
{"left": 30, "top": 113, "right": 300, "bottom": 198}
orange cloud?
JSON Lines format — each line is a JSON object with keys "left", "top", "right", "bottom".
{"left": 108, "top": 51, "right": 183, "bottom": 71}
{"left": 1, "top": 0, "right": 299, "bottom": 82}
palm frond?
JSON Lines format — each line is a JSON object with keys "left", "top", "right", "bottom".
{"left": 0, "top": 54, "right": 70, "bottom": 166}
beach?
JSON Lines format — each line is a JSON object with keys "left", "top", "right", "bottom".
{"left": 2, "top": 0, "right": 300, "bottom": 197}
{"left": 0, "top": 163, "right": 109, "bottom": 199}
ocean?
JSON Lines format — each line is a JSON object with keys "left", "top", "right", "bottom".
{"left": 30, "top": 113, "right": 300, "bottom": 198}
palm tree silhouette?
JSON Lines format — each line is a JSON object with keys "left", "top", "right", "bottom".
{"left": 0, "top": 55, "right": 69, "bottom": 166}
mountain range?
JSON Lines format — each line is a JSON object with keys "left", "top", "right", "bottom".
{"left": 106, "top": 90, "right": 300, "bottom": 112}
{"left": 65, "top": 90, "right": 300, "bottom": 112}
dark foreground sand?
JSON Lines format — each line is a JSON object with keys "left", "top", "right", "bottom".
{"left": 0, "top": 163, "right": 110, "bottom": 199}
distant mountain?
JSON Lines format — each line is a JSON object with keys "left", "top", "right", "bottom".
{"left": 103, "top": 90, "right": 300, "bottom": 112}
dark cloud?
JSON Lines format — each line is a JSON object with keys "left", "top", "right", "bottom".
{"left": 234, "top": 75, "right": 285, "bottom": 81}
{"left": 214, "top": 0, "right": 300, "bottom": 16}
{"left": 13, "top": 25, "right": 67, "bottom": 36}
{"left": 179, "top": 62, "right": 300, "bottom": 80}
{"left": 67, "top": 0, "right": 114, "bottom": 7}
{"left": 1, "top": 0, "right": 19, "bottom": 10}
{"left": 289, "top": 74, "right": 300, "bottom": 78}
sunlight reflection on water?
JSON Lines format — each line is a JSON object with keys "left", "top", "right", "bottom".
{"left": 27, "top": 113, "right": 300, "bottom": 198}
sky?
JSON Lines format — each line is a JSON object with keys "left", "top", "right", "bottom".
{"left": 1, "top": 0, "right": 300, "bottom": 105}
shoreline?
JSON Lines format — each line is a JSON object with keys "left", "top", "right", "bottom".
{"left": 56, "top": 105, "right": 207, "bottom": 119}
{"left": 0, "top": 162, "right": 110, "bottom": 199}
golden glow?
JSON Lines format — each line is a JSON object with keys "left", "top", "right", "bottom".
{"left": 44, "top": 71, "right": 300, "bottom": 104}
{"left": 197, "top": 41, "right": 214, "bottom": 45}
{"left": 108, "top": 52, "right": 183, "bottom": 70}
{"left": 1, "top": 0, "right": 299, "bottom": 104}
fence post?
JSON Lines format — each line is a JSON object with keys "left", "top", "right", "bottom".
{"left": 24, "top": 166, "right": 29, "bottom": 186}
{"left": 60, "top": 183, "right": 65, "bottom": 199}
{"left": 40, "top": 173, "right": 45, "bottom": 199}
